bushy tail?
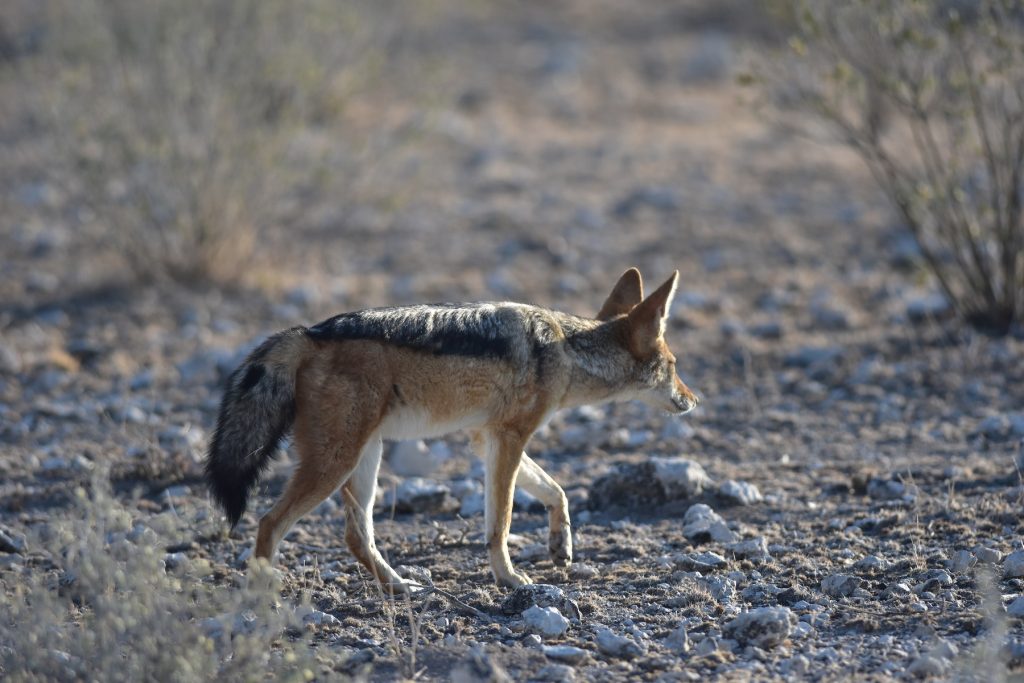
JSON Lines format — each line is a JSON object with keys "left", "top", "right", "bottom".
{"left": 205, "top": 326, "right": 310, "bottom": 527}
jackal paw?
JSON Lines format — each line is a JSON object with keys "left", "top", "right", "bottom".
{"left": 549, "top": 526, "right": 573, "bottom": 568}
{"left": 496, "top": 569, "right": 533, "bottom": 588}
{"left": 380, "top": 579, "right": 424, "bottom": 596}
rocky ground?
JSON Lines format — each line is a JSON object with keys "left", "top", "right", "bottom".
{"left": 2, "top": 2, "right": 1024, "bottom": 681}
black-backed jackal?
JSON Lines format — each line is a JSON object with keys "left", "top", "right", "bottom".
{"left": 206, "top": 268, "right": 699, "bottom": 590}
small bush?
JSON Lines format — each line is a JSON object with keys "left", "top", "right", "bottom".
{"left": 0, "top": 479, "right": 336, "bottom": 682}
{"left": 7, "top": 0, "right": 385, "bottom": 282}
{"left": 763, "top": 0, "right": 1024, "bottom": 334}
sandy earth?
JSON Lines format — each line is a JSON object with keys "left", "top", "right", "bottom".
{"left": 2, "top": 2, "right": 1024, "bottom": 681}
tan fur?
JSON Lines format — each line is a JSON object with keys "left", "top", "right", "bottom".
{"left": 237, "top": 268, "right": 700, "bottom": 590}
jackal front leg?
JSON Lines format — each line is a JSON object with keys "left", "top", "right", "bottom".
{"left": 516, "top": 454, "right": 572, "bottom": 567}
{"left": 483, "top": 430, "right": 531, "bottom": 588}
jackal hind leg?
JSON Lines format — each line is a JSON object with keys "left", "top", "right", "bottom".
{"left": 341, "top": 434, "right": 412, "bottom": 593}
{"left": 254, "top": 384, "right": 374, "bottom": 565}
{"left": 516, "top": 453, "right": 572, "bottom": 568}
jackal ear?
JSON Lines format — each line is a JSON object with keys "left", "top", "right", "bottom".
{"left": 597, "top": 268, "right": 644, "bottom": 320}
{"left": 627, "top": 271, "right": 679, "bottom": 344}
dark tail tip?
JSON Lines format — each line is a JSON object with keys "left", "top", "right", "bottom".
{"left": 205, "top": 454, "right": 248, "bottom": 529}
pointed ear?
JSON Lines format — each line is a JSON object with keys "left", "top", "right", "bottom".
{"left": 627, "top": 271, "right": 679, "bottom": 346}
{"left": 597, "top": 268, "right": 644, "bottom": 320}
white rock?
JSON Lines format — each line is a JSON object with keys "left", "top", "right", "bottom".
{"left": 652, "top": 458, "right": 712, "bottom": 497}
{"left": 821, "top": 574, "right": 861, "bottom": 598}
{"left": 302, "top": 609, "right": 341, "bottom": 627}
{"left": 664, "top": 623, "right": 690, "bottom": 653}
{"left": 727, "top": 537, "right": 771, "bottom": 562}
{"left": 951, "top": 549, "right": 977, "bottom": 574}
{"left": 682, "top": 504, "right": 738, "bottom": 543}
{"left": 542, "top": 645, "right": 588, "bottom": 664}
{"left": 389, "top": 440, "right": 447, "bottom": 477}
{"left": 523, "top": 605, "right": 569, "bottom": 639}
{"left": 718, "top": 480, "right": 762, "bottom": 505}
{"left": 976, "top": 547, "right": 1002, "bottom": 564}
{"left": 907, "top": 654, "right": 950, "bottom": 678}
{"left": 1005, "top": 550, "right": 1024, "bottom": 578}
{"left": 724, "top": 607, "right": 796, "bottom": 649}
{"left": 533, "top": 664, "right": 575, "bottom": 682}
{"left": 661, "top": 419, "right": 695, "bottom": 441}
{"left": 594, "top": 626, "right": 645, "bottom": 659}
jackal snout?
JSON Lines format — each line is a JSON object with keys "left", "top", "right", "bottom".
{"left": 672, "top": 377, "right": 700, "bottom": 414}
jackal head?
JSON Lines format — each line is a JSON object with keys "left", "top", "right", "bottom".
{"left": 598, "top": 268, "right": 700, "bottom": 415}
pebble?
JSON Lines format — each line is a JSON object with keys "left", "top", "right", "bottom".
{"left": 301, "top": 609, "right": 342, "bottom": 627}
{"left": 852, "top": 555, "right": 888, "bottom": 573}
{"left": 522, "top": 634, "right": 543, "bottom": 648}
{"left": 542, "top": 645, "right": 588, "bottom": 664}
{"left": 718, "top": 480, "right": 762, "bottom": 506}
{"left": 1005, "top": 550, "right": 1024, "bottom": 578}
{"left": 664, "top": 623, "right": 690, "bottom": 653}
{"left": 951, "top": 549, "right": 977, "bottom": 574}
{"left": 163, "top": 552, "right": 189, "bottom": 574}
{"left": 724, "top": 607, "right": 796, "bottom": 649}
{"left": 380, "top": 478, "right": 457, "bottom": 514}
{"left": 652, "top": 458, "right": 712, "bottom": 498}
{"left": 388, "top": 440, "right": 438, "bottom": 477}
{"left": 0, "top": 527, "right": 27, "bottom": 554}
{"left": 661, "top": 419, "right": 696, "bottom": 441}
{"left": 907, "top": 653, "right": 950, "bottom": 678}
{"left": 682, "top": 504, "right": 738, "bottom": 543}
{"left": 727, "top": 537, "right": 771, "bottom": 562}
{"left": 501, "top": 584, "right": 582, "bottom": 621}
{"left": 678, "top": 551, "right": 727, "bottom": 570}
{"left": 594, "top": 626, "right": 645, "bottom": 659}
{"left": 569, "top": 563, "right": 599, "bottom": 580}
{"left": 976, "top": 547, "right": 1002, "bottom": 564}
{"left": 821, "top": 574, "right": 862, "bottom": 598}
{"left": 523, "top": 606, "right": 570, "bottom": 638}
{"left": 532, "top": 664, "right": 575, "bottom": 682}
{"left": 866, "top": 478, "right": 909, "bottom": 501}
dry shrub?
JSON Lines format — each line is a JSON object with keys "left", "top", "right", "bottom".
{"left": 6, "top": 0, "right": 390, "bottom": 282}
{"left": 0, "top": 478, "right": 342, "bottom": 682}
{"left": 763, "top": 0, "right": 1024, "bottom": 334}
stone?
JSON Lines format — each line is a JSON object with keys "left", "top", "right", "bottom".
{"left": 380, "top": 478, "right": 457, "bottom": 514}
{"left": 0, "top": 527, "right": 26, "bottom": 554}
{"left": 951, "top": 550, "right": 977, "bottom": 574}
{"left": 301, "top": 609, "right": 341, "bottom": 627}
{"left": 1005, "top": 551, "right": 1024, "bottom": 579}
{"left": 727, "top": 537, "right": 771, "bottom": 562}
{"left": 652, "top": 458, "right": 712, "bottom": 498}
{"left": 523, "top": 606, "right": 570, "bottom": 638}
{"left": 1007, "top": 597, "right": 1024, "bottom": 618}
{"left": 821, "top": 574, "right": 862, "bottom": 598}
{"left": 533, "top": 664, "right": 575, "bottom": 682}
{"left": 501, "top": 584, "right": 582, "bottom": 621}
{"left": 724, "top": 607, "right": 796, "bottom": 649}
{"left": 388, "top": 440, "right": 434, "bottom": 477}
{"left": 976, "top": 547, "right": 1002, "bottom": 564}
{"left": 594, "top": 626, "right": 645, "bottom": 659}
{"left": 718, "top": 480, "right": 762, "bottom": 506}
{"left": 867, "top": 477, "right": 912, "bottom": 501}
{"left": 664, "top": 623, "right": 690, "bottom": 654}
{"left": 683, "top": 504, "right": 738, "bottom": 544}
{"left": 542, "top": 645, "right": 588, "bottom": 664}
